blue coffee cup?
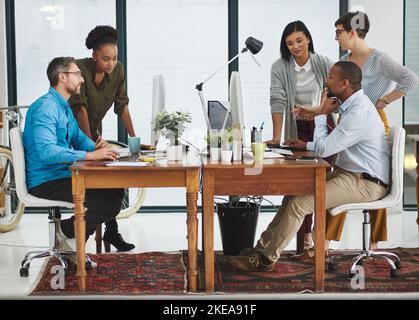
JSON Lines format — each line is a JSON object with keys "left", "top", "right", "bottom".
{"left": 128, "top": 137, "right": 141, "bottom": 153}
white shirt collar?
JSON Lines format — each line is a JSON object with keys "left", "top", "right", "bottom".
{"left": 294, "top": 58, "right": 312, "bottom": 72}
{"left": 339, "top": 89, "right": 365, "bottom": 113}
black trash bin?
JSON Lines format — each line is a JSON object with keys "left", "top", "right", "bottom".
{"left": 217, "top": 202, "right": 260, "bottom": 256}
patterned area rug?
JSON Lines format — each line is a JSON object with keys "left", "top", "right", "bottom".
{"left": 195, "top": 248, "right": 419, "bottom": 293}
{"left": 29, "top": 248, "right": 419, "bottom": 295}
{"left": 30, "top": 252, "right": 186, "bottom": 296}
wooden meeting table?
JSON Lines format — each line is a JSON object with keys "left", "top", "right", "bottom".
{"left": 202, "top": 151, "right": 330, "bottom": 293}
{"left": 70, "top": 154, "right": 201, "bottom": 292}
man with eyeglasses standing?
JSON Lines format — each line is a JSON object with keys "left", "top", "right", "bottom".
{"left": 23, "top": 57, "right": 123, "bottom": 268}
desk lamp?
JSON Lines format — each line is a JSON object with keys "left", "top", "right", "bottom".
{"left": 195, "top": 36, "right": 263, "bottom": 131}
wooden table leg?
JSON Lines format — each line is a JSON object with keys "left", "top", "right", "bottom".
{"left": 72, "top": 171, "right": 87, "bottom": 292}
{"left": 416, "top": 142, "right": 419, "bottom": 226}
{"left": 203, "top": 169, "right": 215, "bottom": 293}
{"left": 314, "top": 167, "right": 326, "bottom": 293}
{"left": 186, "top": 169, "right": 199, "bottom": 292}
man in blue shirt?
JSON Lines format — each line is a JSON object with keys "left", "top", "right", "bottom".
{"left": 23, "top": 57, "right": 123, "bottom": 266}
{"left": 228, "top": 61, "right": 390, "bottom": 271}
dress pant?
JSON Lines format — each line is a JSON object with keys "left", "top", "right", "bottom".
{"left": 30, "top": 178, "right": 124, "bottom": 238}
{"left": 325, "top": 208, "right": 387, "bottom": 242}
{"left": 254, "top": 168, "right": 387, "bottom": 262}
{"left": 296, "top": 115, "right": 335, "bottom": 235}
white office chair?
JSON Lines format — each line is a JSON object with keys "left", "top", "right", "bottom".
{"left": 328, "top": 126, "right": 404, "bottom": 278}
{"left": 9, "top": 128, "right": 93, "bottom": 277}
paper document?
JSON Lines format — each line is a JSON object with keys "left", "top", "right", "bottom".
{"left": 243, "top": 151, "right": 284, "bottom": 159}
{"left": 105, "top": 162, "right": 150, "bottom": 167}
{"left": 263, "top": 151, "right": 284, "bottom": 159}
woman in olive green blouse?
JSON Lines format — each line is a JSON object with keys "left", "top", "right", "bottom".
{"left": 69, "top": 25, "right": 136, "bottom": 252}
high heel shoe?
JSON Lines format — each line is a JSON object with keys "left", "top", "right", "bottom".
{"left": 103, "top": 231, "right": 135, "bottom": 252}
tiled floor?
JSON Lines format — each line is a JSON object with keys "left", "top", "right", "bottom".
{"left": 1, "top": 210, "right": 418, "bottom": 299}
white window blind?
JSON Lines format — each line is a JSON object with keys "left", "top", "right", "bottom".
{"left": 15, "top": 0, "right": 117, "bottom": 136}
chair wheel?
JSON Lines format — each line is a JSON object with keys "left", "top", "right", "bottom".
{"left": 390, "top": 269, "right": 399, "bottom": 278}
{"left": 20, "top": 268, "right": 29, "bottom": 277}
{"left": 328, "top": 261, "right": 338, "bottom": 272}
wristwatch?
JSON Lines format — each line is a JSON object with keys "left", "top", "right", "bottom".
{"left": 379, "top": 95, "right": 390, "bottom": 105}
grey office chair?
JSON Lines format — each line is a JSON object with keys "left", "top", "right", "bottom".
{"left": 328, "top": 127, "right": 404, "bottom": 278}
{"left": 9, "top": 128, "right": 94, "bottom": 277}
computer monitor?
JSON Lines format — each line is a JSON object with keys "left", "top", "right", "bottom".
{"left": 207, "top": 71, "right": 244, "bottom": 136}
{"left": 208, "top": 101, "right": 232, "bottom": 130}
{"left": 151, "top": 74, "right": 166, "bottom": 147}
{"left": 229, "top": 71, "right": 245, "bottom": 134}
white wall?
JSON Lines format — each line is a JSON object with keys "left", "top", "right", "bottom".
{"left": 349, "top": 0, "right": 404, "bottom": 128}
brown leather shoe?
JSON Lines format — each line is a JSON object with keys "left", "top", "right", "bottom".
{"left": 228, "top": 254, "right": 275, "bottom": 272}
{"left": 239, "top": 246, "right": 262, "bottom": 256}
{"left": 292, "top": 248, "right": 329, "bottom": 261}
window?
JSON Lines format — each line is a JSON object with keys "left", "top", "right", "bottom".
{"left": 15, "top": 0, "right": 117, "bottom": 137}
{"left": 127, "top": 0, "right": 228, "bottom": 206}
{"left": 239, "top": 0, "right": 339, "bottom": 206}
{"left": 239, "top": 0, "right": 339, "bottom": 141}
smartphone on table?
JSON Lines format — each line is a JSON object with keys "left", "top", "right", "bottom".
{"left": 296, "top": 156, "right": 318, "bottom": 162}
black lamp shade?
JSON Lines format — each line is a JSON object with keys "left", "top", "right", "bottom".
{"left": 245, "top": 37, "right": 263, "bottom": 55}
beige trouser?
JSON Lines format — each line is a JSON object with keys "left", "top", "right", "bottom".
{"left": 256, "top": 168, "right": 388, "bottom": 262}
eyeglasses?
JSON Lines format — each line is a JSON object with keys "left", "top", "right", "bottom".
{"left": 335, "top": 29, "right": 346, "bottom": 37}
{"left": 62, "top": 71, "right": 82, "bottom": 78}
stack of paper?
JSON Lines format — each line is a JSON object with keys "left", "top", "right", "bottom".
{"left": 105, "top": 162, "right": 150, "bottom": 167}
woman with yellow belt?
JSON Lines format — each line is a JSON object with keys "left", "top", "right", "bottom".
{"left": 69, "top": 25, "right": 136, "bottom": 252}
{"left": 293, "top": 11, "right": 418, "bottom": 251}
{"left": 328, "top": 11, "right": 418, "bottom": 250}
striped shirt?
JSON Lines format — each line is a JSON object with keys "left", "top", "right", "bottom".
{"left": 341, "top": 49, "right": 419, "bottom": 105}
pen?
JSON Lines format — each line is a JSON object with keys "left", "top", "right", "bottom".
{"left": 260, "top": 122, "right": 264, "bottom": 130}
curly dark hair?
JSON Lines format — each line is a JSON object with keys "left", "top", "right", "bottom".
{"left": 85, "top": 25, "right": 119, "bottom": 51}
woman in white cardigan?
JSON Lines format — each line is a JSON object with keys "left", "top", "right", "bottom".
{"left": 266, "top": 21, "right": 335, "bottom": 255}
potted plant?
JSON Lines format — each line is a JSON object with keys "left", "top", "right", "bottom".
{"left": 206, "top": 129, "right": 232, "bottom": 162}
{"left": 152, "top": 111, "right": 192, "bottom": 161}
{"left": 207, "top": 130, "right": 221, "bottom": 162}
